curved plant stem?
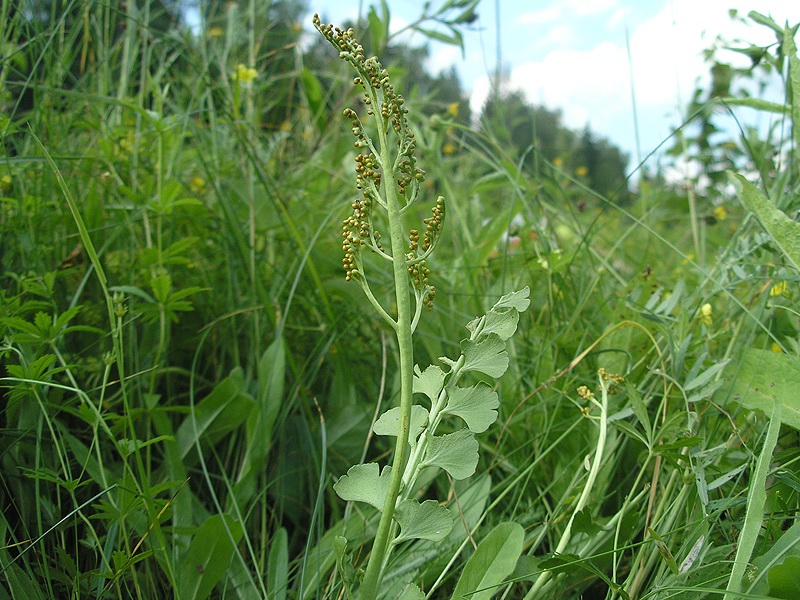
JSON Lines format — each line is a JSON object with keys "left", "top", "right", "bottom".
{"left": 524, "top": 370, "right": 611, "bottom": 599}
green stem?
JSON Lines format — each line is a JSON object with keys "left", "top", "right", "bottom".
{"left": 725, "top": 399, "right": 782, "bottom": 599}
{"left": 358, "top": 104, "right": 415, "bottom": 600}
{"left": 524, "top": 371, "right": 610, "bottom": 599}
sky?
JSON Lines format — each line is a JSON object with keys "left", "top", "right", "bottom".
{"left": 307, "top": 0, "right": 800, "bottom": 172}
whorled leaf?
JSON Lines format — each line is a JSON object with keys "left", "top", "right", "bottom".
{"left": 373, "top": 405, "right": 429, "bottom": 443}
{"left": 423, "top": 429, "right": 479, "bottom": 480}
{"left": 393, "top": 499, "right": 453, "bottom": 543}
{"left": 461, "top": 333, "right": 509, "bottom": 378}
{"left": 441, "top": 383, "right": 499, "bottom": 433}
{"left": 413, "top": 364, "right": 447, "bottom": 403}
{"left": 333, "top": 463, "right": 392, "bottom": 510}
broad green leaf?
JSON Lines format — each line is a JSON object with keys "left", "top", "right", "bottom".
{"left": 373, "top": 405, "right": 429, "bottom": 442}
{"left": 718, "top": 348, "right": 800, "bottom": 429}
{"left": 768, "top": 556, "right": 800, "bottom": 599}
{"left": 367, "top": 1, "right": 389, "bottom": 52}
{"left": 150, "top": 272, "right": 171, "bottom": 304}
{"left": 333, "top": 463, "right": 392, "bottom": 510}
{"left": 748, "top": 10, "right": 782, "bottom": 34}
{"left": 413, "top": 364, "right": 447, "bottom": 403}
{"left": 415, "top": 26, "right": 460, "bottom": 47}
{"left": 394, "top": 499, "right": 453, "bottom": 542}
{"left": 450, "top": 522, "right": 524, "bottom": 600}
{"left": 492, "top": 287, "right": 531, "bottom": 312}
{"left": 707, "top": 463, "right": 747, "bottom": 491}
{"left": 300, "top": 67, "right": 325, "bottom": 131}
{"left": 572, "top": 508, "right": 601, "bottom": 536}
{"left": 749, "top": 522, "right": 800, "bottom": 594}
{"left": 466, "top": 200, "right": 520, "bottom": 266}
{"left": 626, "top": 382, "right": 651, "bottom": 441}
{"left": 784, "top": 25, "right": 800, "bottom": 149}
{"left": 397, "top": 583, "right": 425, "bottom": 600}
{"left": 538, "top": 553, "right": 620, "bottom": 590}
{"left": 333, "top": 536, "right": 357, "bottom": 594}
{"left": 470, "top": 308, "right": 519, "bottom": 341}
{"left": 176, "top": 367, "right": 253, "bottom": 460}
{"left": 461, "top": 333, "right": 509, "bottom": 378}
{"left": 257, "top": 336, "right": 286, "bottom": 441}
{"left": 734, "top": 174, "right": 800, "bottom": 272}
{"left": 424, "top": 429, "right": 478, "bottom": 480}
{"left": 178, "top": 514, "right": 243, "bottom": 600}
{"left": 684, "top": 359, "right": 729, "bottom": 391}
{"left": 268, "top": 527, "right": 288, "bottom": 600}
{"left": 237, "top": 336, "right": 285, "bottom": 502}
{"left": 442, "top": 383, "right": 499, "bottom": 433}
{"left": 3, "top": 563, "right": 45, "bottom": 600}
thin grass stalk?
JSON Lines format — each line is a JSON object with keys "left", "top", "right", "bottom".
{"left": 724, "top": 400, "right": 782, "bottom": 599}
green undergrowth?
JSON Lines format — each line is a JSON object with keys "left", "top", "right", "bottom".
{"left": 1, "top": 2, "right": 799, "bottom": 599}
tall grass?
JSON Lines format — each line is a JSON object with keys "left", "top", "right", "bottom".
{"left": 1, "top": 2, "right": 798, "bottom": 599}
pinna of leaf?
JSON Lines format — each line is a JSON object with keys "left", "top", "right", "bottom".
{"left": 314, "top": 14, "right": 529, "bottom": 600}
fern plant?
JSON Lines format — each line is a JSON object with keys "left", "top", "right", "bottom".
{"left": 313, "top": 15, "right": 529, "bottom": 600}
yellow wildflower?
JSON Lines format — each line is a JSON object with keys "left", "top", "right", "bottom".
{"left": 699, "top": 303, "right": 713, "bottom": 326}
{"left": 771, "top": 342, "right": 783, "bottom": 353}
{"left": 207, "top": 26, "right": 224, "bottom": 38}
{"left": 714, "top": 205, "right": 728, "bottom": 221}
{"left": 442, "top": 143, "right": 456, "bottom": 155}
{"left": 552, "top": 157, "right": 563, "bottom": 167}
{"left": 189, "top": 177, "right": 206, "bottom": 194}
{"left": 234, "top": 64, "right": 258, "bottom": 85}
{"left": 446, "top": 102, "right": 459, "bottom": 118}
{"left": 576, "top": 166, "right": 588, "bottom": 177}
{"left": 770, "top": 280, "right": 788, "bottom": 297}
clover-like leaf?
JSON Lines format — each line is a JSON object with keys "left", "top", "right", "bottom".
{"left": 394, "top": 499, "right": 453, "bottom": 543}
{"left": 423, "top": 429, "right": 479, "bottom": 480}
{"left": 332, "top": 463, "right": 392, "bottom": 510}
{"left": 462, "top": 333, "right": 508, "bottom": 378}
{"left": 493, "top": 287, "right": 531, "bottom": 312}
{"left": 442, "top": 384, "right": 499, "bottom": 433}
{"left": 373, "top": 405, "right": 429, "bottom": 444}
{"left": 413, "top": 364, "right": 447, "bottom": 403}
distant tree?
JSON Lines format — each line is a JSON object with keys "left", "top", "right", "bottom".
{"left": 480, "top": 88, "right": 629, "bottom": 204}
{"left": 576, "top": 129, "right": 631, "bottom": 204}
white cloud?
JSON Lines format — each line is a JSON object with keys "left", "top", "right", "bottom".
{"left": 427, "top": 44, "right": 461, "bottom": 76}
{"left": 536, "top": 24, "right": 578, "bottom": 50}
{"left": 566, "top": 0, "right": 618, "bottom": 17}
{"left": 470, "top": 41, "right": 628, "bottom": 132}
{"left": 519, "top": 6, "right": 562, "bottom": 25}
{"left": 470, "top": 0, "right": 800, "bottom": 164}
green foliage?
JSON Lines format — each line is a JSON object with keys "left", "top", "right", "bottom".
{"left": 450, "top": 522, "right": 524, "bottom": 600}
{"left": 1, "top": 2, "right": 799, "bottom": 599}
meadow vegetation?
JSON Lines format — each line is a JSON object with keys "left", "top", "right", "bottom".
{"left": 1, "top": 1, "right": 800, "bottom": 598}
